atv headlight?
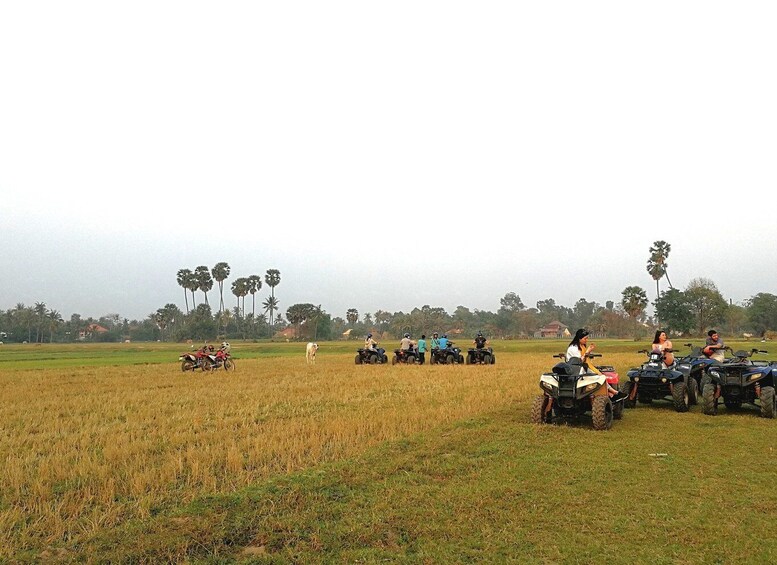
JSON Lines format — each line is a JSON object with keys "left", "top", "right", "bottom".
{"left": 679, "top": 364, "right": 691, "bottom": 370}
{"left": 709, "top": 370, "right": 720, "bottom": 378}
{"left": 583, "top": 382, "right": 600, "bottom": 393}
{"left": 178, "top": 356, "right": 184, "bottom": 361}
{"left": 634, "top": 376, "right": 640, "bottom": 382}
{"left": 661, "top": 377, "right": 667, "bottom": 383}
{"left": 748, "top": 373, "right": 764, "bottom": 382}
{"left": 540, "top": 381, "right": 555, "bottom": 393}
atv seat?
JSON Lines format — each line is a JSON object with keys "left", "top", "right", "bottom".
{"left": 552, "top": 358, "right": 585, "bottom": 376}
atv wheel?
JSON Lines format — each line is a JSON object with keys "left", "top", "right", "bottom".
{"left": 465, "top": 355, "right": 471, "bottom": 365}
{"left": 672, "top": 381, "right": 690, "bottom": 412}
{"left": 619, "top": 381, "right": 636, "bottom": 408}
{"left": 701, "top": 383, "right": 717, "bottom": 415}
{"left": 531, "top": 395, "right": 550, "bottom": 424}
{"left": 355, "top": 354, "right": 362, "bottom": 365}
{"left": 591, "top": 396, "right": 614, "bottom": 430}
{"left": 369, "top": 354, "right": 379, "bottom": 365}
{"left": 483, "top": 354, "right": 492, "bottom": 365}
{"left": 446, "top": 354, "right": 454, "bottom": 364}
{"left": 181, "top": 360, "right": 195, "bottom": 372}
{"left": 408, "top": 356, "right": 416, "bottom": 365}
{"left": 458, "top": 355, "right": 464, "bottom": 363}
{"left": 491, "top": 355, "right": 496, "bottom": 365}
{"left": 687, "top": 377, "right": 699, "bottom": 406}
{"left": 760, "top": 386, "right": 776, "bottom": 418}
{"left": 430, "top": 356, "right": 437, "bottom": 365}
{"left": 223, "top": 359, "right": 236, "bottom": 371}
{"left": 391, "top": 355, "right": 398, "bottom": 366}
{"left": 613, "top": 398, "right": 624, "bottom": 420}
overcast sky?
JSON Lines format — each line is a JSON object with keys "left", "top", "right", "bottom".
{"left": 1, "top": 1, "right": 776, "bottom": 322}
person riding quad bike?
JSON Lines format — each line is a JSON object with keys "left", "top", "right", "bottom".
{"left": 701, "top": 348, "right": 777, "bottom": 417}
{"left": 392, "top": 333, "right": 420, "bottom": 365}
{"left": 467, "top": 331, "right": 495, "bottom": 364}
{"left": 531, "top": 351, "right": 625, "bottom": 430}
{"left": 355, "top": 333, "right": 388, "bottom": 364}
{"left": 430, "top": 334, "right": 464, "bottom": 364}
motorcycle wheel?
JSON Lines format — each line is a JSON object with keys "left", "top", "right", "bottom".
{"left": 181, "top": 360, "right": 194, "bottom": 372}
{"left": 224, "top": 359, "right": 236, "bottom": 371}
{"left": 200, "top": 358, "right": 213, "bottom": 372}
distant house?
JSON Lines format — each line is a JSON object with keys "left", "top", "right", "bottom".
{"left": 535, "top": 321, "right": 570, "bottom": 339}
{"left": 79, "top": 324, "right": 109, "bottom": 340}
{"left": 275, "top": 327, "right": 296, "bottom": 340}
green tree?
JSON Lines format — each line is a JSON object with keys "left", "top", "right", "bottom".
{"left": 499, "top": 292, "right": 525, "bottom": 312}
{"left": 654, "top": 288, "right": 694, "bottom": 335}
{"left": 211, "top": 262, "right": 231, "bottom": 314}
{"left": 346, "top": 308, "right": 359, "bottom": 326}
{"left": 176, "top": 268, "right": 194, "bottom": 314}
{"left": 34, "top": 302, "right": 47, "bottom": 343}
{"left": 287, "top": 303, "right": 318, "bottom": 339}
{"left": 262, "top": 296, "right": 279, "bottom": 328}
{"left": 264, "top": 269, "right": 281, "bottom": 334}
{"left": 194, "top": 266, "right": 213, "bottom": 306}
{"left": 247, "top": 275, "right": 263, "bottom": 323}
{"left": 47, "top": 309, "right": 63, "bottom": 343}
{"left": 684, "top": 278, "right": 727, "bottom": 336}
{"left": 621, "top": 286, "right": 648, "bottom": 320}
{"left": 746, "top": 293, "right": 777, "bottom": 336}
{"left": 647, "top": 240, "right": 673, "bottom": 297}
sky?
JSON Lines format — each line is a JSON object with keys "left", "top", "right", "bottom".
{"left": 1, "top": 1, "right": 776, "bottom": 322}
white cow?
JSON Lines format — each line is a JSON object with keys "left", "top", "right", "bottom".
{"left": 306, "top": 342, "right": 319, "bottom": 364}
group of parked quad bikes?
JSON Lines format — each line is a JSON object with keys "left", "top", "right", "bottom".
{"left": 354, "top": 335, "right": 496, "bottom": 366}
{"left": 532, "top": 343, "right": 777, "bottom": 431}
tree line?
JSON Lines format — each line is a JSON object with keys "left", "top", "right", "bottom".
{"left": 4, "top": 244, "right": 777, "bottom": 343}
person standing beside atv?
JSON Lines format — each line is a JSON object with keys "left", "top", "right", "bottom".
{"left": 652, "top": 330, "right": 674, "bottom": 367}
{"left": 417, "top": 334, "right": 427, "bottom": 365}
{"left": 704, "top": 330, "right": 726, "bottom": 362}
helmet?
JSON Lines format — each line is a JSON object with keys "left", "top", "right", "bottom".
{"left": 404, "top": 333, "right": 410, "bottom": 338}
{"left": 367, "top": 333, "right": 372, "bottom": 339}
{"left": 221, "top": 341, "right": 230, "bottom": 348}
{"left": 433, "top": 332, "right": 438, "bottom": 337}
{"left": 442, "top": 334, "right": 448, "bottom": 338}
{"left": 477, "top": 332, "right": 483, "bottom": 337}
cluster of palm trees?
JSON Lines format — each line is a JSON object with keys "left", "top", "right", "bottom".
{"left": 4, "top": 302, "right": 64, "bottom": 343}
{"left": 175, "top": 264, "right": 282, "bottom": 328}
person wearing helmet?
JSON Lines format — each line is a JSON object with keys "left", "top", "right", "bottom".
{"left": 474, "top": 331, "right": 487, "bottom": 350}
{"left": 438, "top": 334, "right": 449, "bottom": 350}
{"left": 220, "top": 341, "right": 231, "bottom": 353}
{"left": 430, "top": 332, "right": 440, "bottom": 351}
{"left": 400, "top": 332, "right": 415, "bottom": 352}
{"left": 365, "top": 333, "right": 377, "bottom": 352}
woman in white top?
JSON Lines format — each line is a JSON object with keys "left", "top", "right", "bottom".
{"left": 651, "top": 330, "right": 674, "bottom": 366}
{"left": 567, "top": 328, "right": 620, "bottom": 397}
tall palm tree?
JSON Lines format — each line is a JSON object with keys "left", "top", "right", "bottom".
{"left": 647, "top": 240, "right": 673, "bottom": 292}
{"left": 346, "top": 308, "right": 359, "bottom": 326}
{"left": 33, "top": 302, "right": 47, "bottom": 343}
{"left": 211, "top": 262, "right": 231, "bottom": 314}
{"left": 262, "top": 296, "right": 279, "bottom": 327}
{"left": 176, "top": 268, "right": 194, "bottom": 314}
{"left": 47, "top": 309, "right": 63, "bottom": 343}
{"left": 231, "top": 277, "right": 251, "bottom": 317}
{"left": 247, "top": 275, "right": 263, "bottom": 323}
{"left": 264, "top": 269, "right": 281, "bottom": 333}
{"left": 194, "top": 266, "right": 213, "bottom": 306}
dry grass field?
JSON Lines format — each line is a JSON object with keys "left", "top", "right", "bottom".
{"left": 2, "top": 340, "right": 776, "bottom": 562}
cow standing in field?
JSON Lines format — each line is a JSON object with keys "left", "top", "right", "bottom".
{"left": 306, "top": 342, "right": 319, "bottom": 364}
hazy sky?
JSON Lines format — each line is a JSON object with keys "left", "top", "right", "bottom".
{"left": 2, "top": 1, "right": 776, "bottom": 322}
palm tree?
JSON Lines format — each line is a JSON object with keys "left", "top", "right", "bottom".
{"left": 346, "top": 308, "right": 359, "bottom": 326}
{"left": 247, "top": 275, "right": 263, "bottom": 323}
{"left": 647, "top": 240, "right": 673, "bottom": 293}
{"left": 264, "top": 269, "right": 281, "bottom": 334}
{"left": 176, "top": 268, "right": 194, "bottom": 314}
{"left": 47, "top": 309, "right": 63, "bottom": 343}
{"left": 231, "top": 277, "right": 250, "bottom": 317}
{"left": 33, "top": 302, "right": 47, "bottom": 343}
{"left": 211, "top": 262, "right": 231, "bottom": 314}
{"left": 194, "top": 266, "right": 213, "bottom": 306}
{"left": 262, "top": 296, "right": 279, "bottom": 328}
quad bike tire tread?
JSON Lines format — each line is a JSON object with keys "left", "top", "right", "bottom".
{"left": 591, "top": 396, "right": 613, "bottom": 430}
{"left": 760, "top": 386, "right": 776, "bottom": 419}
{"left": 701, "top": 383, "right": 716, "bottom": 415}
{"left": 672, "top": 381, "right": 689, "bottom": 412}
{"left": 531, "top": 395, "right": 549, "bottom": 424}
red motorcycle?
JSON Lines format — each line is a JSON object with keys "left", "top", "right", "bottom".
{"left": 206, "top": 346, "right": 236, "bottom": 371}
{"left": 180, "top": 345, "right": 214, "bottom": 372}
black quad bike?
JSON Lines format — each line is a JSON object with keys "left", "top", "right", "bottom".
{"left": 466, "top": 347, "right": 495, "bottom": 365}
{"left": 392, "top": 348, "right": 420, "bottom": 365}
{"left": 531, "top": 353, "right": 624, "bottom": 430}
{"left": 673, "top": 343, "right": 718, "bottom": 402}
{"left": 355, "top": 347, "right": 388, "bottom": 365}
{"left": 430, "top": 343, "right": 465, "bottom": 365}
{"left": 700, "top": 349, "right": 777, "bottom": 418}
{"left": 620, "top": 349, "right": 697, "bottom": 412}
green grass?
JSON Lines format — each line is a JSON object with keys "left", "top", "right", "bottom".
{"left": 71, "top": 400, "right": 777, "bottom": 563}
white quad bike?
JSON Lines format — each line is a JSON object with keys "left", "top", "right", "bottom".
{"left": 531, "top": 353, "right": 624, "bottom": 430}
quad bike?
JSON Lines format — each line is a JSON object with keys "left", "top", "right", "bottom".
{"left": 700, "top": 348, "right": 777, "bottom": 418}
{"left": 355, "top": 347, "right": 388, "bottom": 365}
{"left": 620, "top": 349, "right": 696, "bottom": 412}
{"left": 672, "top": 343, "right": 718, "bottom": 404}
{"left": 466, "top": 347, "right": 496, "bottom": 365}
{"left": 392, "top": 348, "right": 420, "bottom": 365}
{"left": 531, "top": 353, "right": 624, "bottom": 430}
{"left": 430, "top": 343, "right": 465, "bottom": 365}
